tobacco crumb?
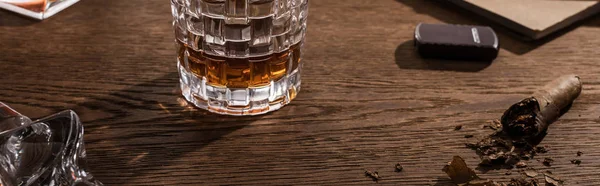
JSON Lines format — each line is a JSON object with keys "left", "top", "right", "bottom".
{"left": 507, "top": 178, "right": 539, "bottom": 186}
{"left": 544, "top": 172, "right": 564, "bottom": 186}
{"left": 534, "top": 146, "right": 548, "bottom": 153}
{"left": 461, "top": 178, "right": 537, "bottom": 186}
{"left": 394, "top": 163, "right": 403, "bottom": 172}
{"left": 521, "top": 153, "right": 532, "bottom": 160}
{"left": 464, "top": 134, "right": 474, "bottom": 138}
{"left": 455, "top": 125, "right": 463, "bottom": 131}
{"left": 505, "top": 170, "right": 512, "bottom": 175}
{"left": 570, "top": 159, "right": 581, "bottom": 165}
{"left": 516, "top": 161, "right": 527, "bottom": 168}
{"left": 543, "top": 158, "right": 554, "bottom": 166}
{"left": 577, "top": 151, "right": 583, "bottom": 156}
{"left": 524, "top": 169, "right": 538, "bottom": 178}
{"left": 483, "top": 120, "right": 502, "bottom": 131}
{"left": 465, "top": 179, "right": 502, "bottom": 186}
{"left": 364, "top": 170, "right": 381, "bottom": 182}
{"left": 465, "top": 143, "right": 478, "bottom": 149}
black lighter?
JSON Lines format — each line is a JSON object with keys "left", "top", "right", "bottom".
{"left": 414, "top": 23, "right": 499, "bottom": 61}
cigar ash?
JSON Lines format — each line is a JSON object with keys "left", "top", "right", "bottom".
{"left": 501, "top": 97, "right": 545, "bottom": 140}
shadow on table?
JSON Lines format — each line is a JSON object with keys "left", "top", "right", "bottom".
{"left": 396, "top": 0, "right": 600, "bottom": 55}
{"left": 78, "top": 73, "right": 263, "bottom": 185}
{"left": 395, "top": 40, "right": 492, "bottom": 72}
{"left": 0, "top": 10, "right": 38, "bottom": 27}
{"left": 587, "top": 14, "right": 600, "bottom": 27}
{"left": 432, "top": 177, "right": 454, "bottom": 186}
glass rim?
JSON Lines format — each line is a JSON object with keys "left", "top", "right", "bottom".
{"left": 0, "top": 102, "right": 78, "bottom": 137}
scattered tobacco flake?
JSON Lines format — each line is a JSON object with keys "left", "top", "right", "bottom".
{"left": 364, "top": 170, "right": 380, "bottom": 182}
{"left": 516, "top": 161, "right": 527, "bottom": 168}
{"left": 465, "top": 134, "right": 474, "bottom": 138}
{"left": 524, "top": 169, "right": 538, "bottom": 178}
{"left": 466, "top": 129, "right": 541, "bottom": 168}
{"left": 442, "top": 156, "right": 502, "bottom": 186}
{"left": 521, "top": 153, "right": 533, "bottom": 160}
{"left": 534, "top": 146, "right": 548, "bottom": 153}
{"left": 577, "top": 151, "right": 583, "bottom": 156}
{"left": 543, "top": 158, "right": 554, "bottom": 166}
{"left": 443, "top": 156, "right": 479, "bottom": 184}
{"left": 394, "top": 163, "right": 403, "bottom": 172}
{"left": 507, "top": 178, "right": 540, "bottom": 186}
{"left": 455, "top": 125, "right": 463, "bottom": 131}
{"left": 465, "top": 142, "right": 478, "bottom": 149}
{"left": 544, "top": 172, "right": 564, "bottom": 186}
{"left": 570, "top": 159, "right": 581, "bottom": 165}
{"left": 442, "top": 156, "right": 540, "bottom": 186}
{"left": 463, "top": 179, "right": 502, "bottom": 186}
{"left": 478, "top": 150, "right": 520, "bottom": 167}
{"left": 505, "top": 170, "right": 512, "bottom": 175}
{"left": 483, "top": 120, "right": 502, "bottom": 131}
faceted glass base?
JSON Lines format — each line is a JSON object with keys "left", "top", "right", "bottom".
{"left": 178, "top": 60, "right": 301, "bottom": 116}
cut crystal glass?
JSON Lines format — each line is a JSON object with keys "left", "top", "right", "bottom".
{"left": 172, "top": 0, "right": 309, "bottom": 115}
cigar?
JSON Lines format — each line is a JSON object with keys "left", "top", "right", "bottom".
{"left": 501, "top": 75, "right": 582, "bottom": 140}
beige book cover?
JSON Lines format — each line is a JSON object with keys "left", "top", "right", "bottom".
{"left": 448, "top": 0, "right": 600, "bottom": 40}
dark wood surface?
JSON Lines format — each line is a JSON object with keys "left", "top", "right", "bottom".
{"left": 2, "top": 0, "right": 600, "bottom": 185}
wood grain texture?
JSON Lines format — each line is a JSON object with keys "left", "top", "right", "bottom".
{"left": 1, "top": 0, "right": 600, "bottom": 185}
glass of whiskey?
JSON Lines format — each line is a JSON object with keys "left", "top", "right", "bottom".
{"left": 171, "top": 0, "right": 309, "bottom": 115}
{"left": 0, "top": 0, "right": 80, "bottom": 20}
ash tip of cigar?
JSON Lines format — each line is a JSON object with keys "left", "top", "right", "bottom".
{"left": 501, "top": 97, "right": 544, "bottom": 139}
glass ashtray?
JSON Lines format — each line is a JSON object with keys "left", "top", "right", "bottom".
{"left": 0, "top": 0, "right": 79, "bottom": 20}
{"left": 0, "top": 102, "right": 102, "bottom": 186}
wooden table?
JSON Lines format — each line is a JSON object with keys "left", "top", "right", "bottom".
{"left": 1, "top": 0, "right": 600, "bottom": 185}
